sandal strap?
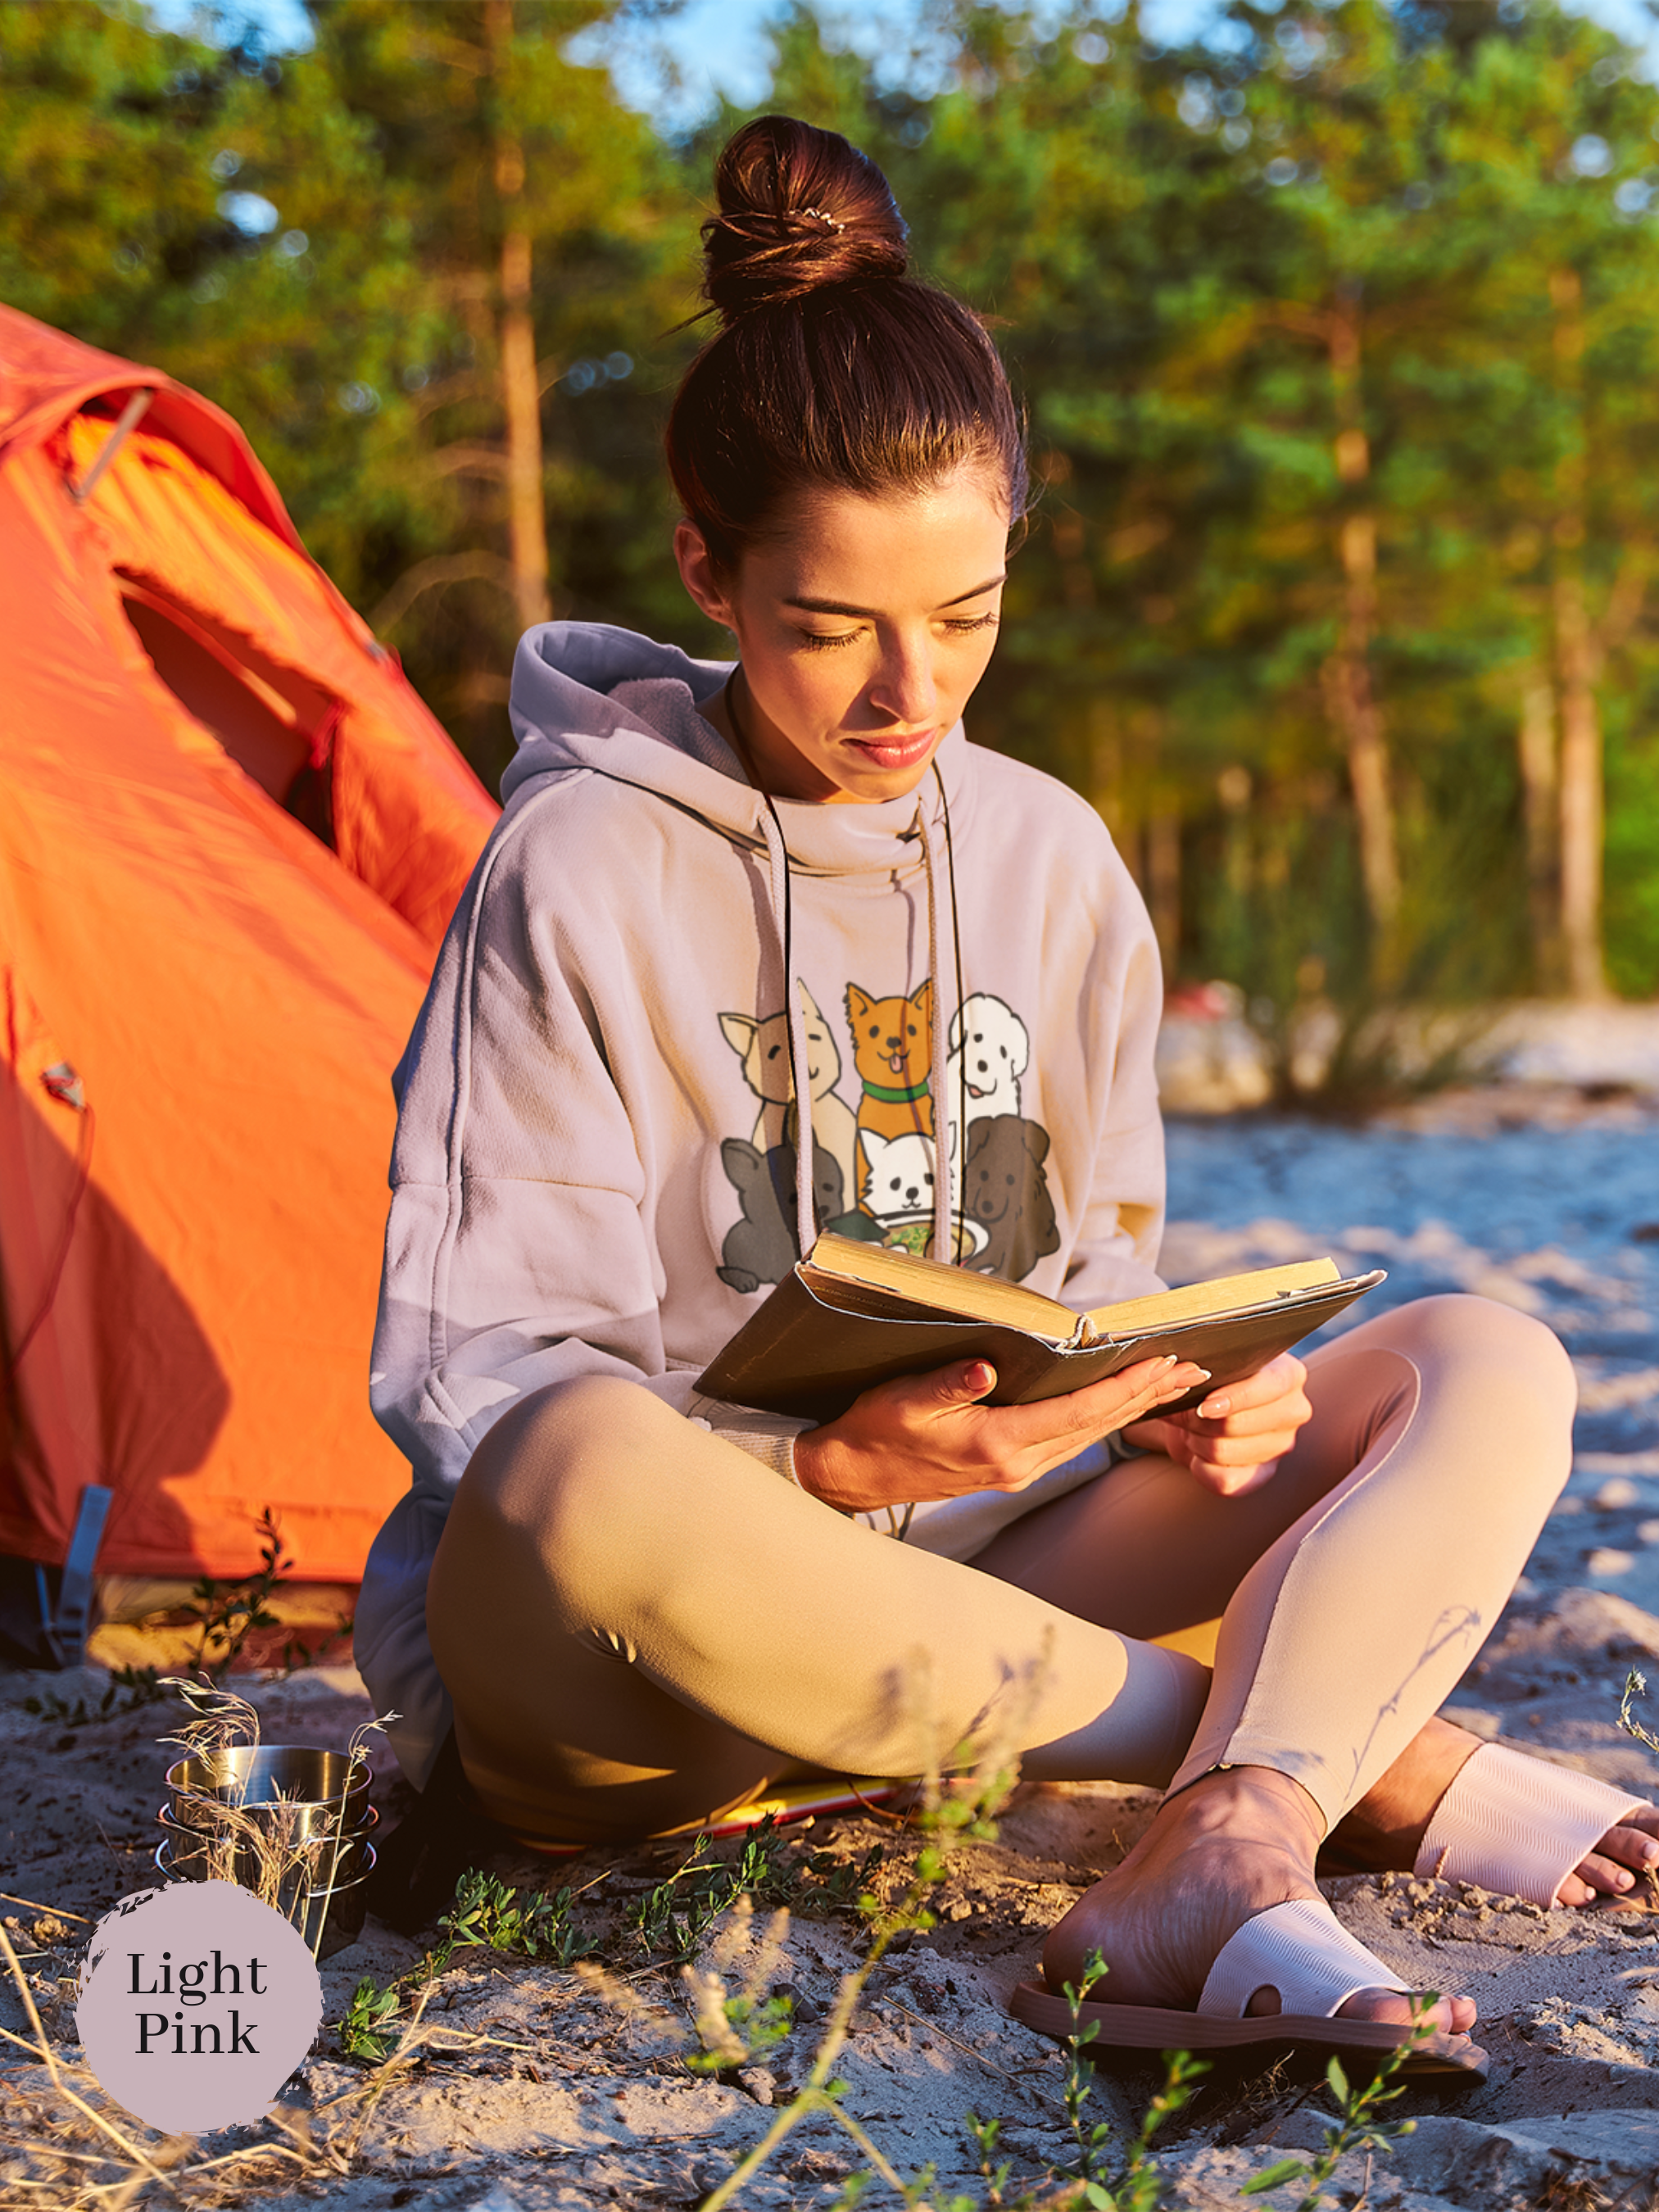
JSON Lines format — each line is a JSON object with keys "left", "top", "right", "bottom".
{"left": 1413, "top": 1741, "right": 1648, "bottom": 1907}
{"left": 1199, "top": 1897, "right": 1409, "bottom": 2021}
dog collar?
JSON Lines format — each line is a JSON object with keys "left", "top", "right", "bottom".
{"left": 860, "top": 1077, "right": 931, "bottom": 1104}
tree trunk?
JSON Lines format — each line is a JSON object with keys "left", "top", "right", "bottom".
{"left": 1548, "top": 266, "right": 1607, "bottom": 999}
{"left": 487, "top": 0, "right": 551, "bottom": 633}
{"left": 1321, "top": 296, "right": 1401, "bottom": 986}
{"left": 1555, "top": 568, "right": 1606, "bottom": 998}
{"left": 1516, "top": 670, "right": 1562, "bottom": 992}
{"left": 1146, "top": 804, "right": 1181, "bottom": 978}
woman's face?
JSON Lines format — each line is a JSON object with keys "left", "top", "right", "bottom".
{"left": 674, "top": 464, "right": 1010, "bottom": 805}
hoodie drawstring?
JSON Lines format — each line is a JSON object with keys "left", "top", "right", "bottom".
{"left": 756, "top": 800, "right": 819, "bottom": 1263}
{"left": 755, "top": 782, "right": 960, "bottom": 1272}
{"left": 916, "top": 800, "right": 955, "bottom": 1265}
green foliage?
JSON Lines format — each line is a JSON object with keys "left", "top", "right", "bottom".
{"left": 439, "top": 1867, "right": 599, "bottom": 1968}
{"left": 8, "top": 0, "right": 1659, "bottom": 996}
{"left": 181, "top": 1507, "right": 292, "bottom": 1681}
{"left": 631, "top": 1815, "right": 885, "bottom": 1965}
{"left": 1045, "top": 1950, "right": 1208, "bottom": 2211}
{"left": 22, "top": 1663, "right": 165, "bottom": 1729}
{"left": 1240, "top": 2034, "right": 1424, "bottom": 2210}
{"left": 338, "top": 1972, "right": 401, "bottom": 2062}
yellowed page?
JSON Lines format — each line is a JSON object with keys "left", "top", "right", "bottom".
{"left": 805, "top": 1232, "right": 1078, "bottom": 1335}
{"left": 1083, "top": 1258, "right": 1341, "bottom": 1340}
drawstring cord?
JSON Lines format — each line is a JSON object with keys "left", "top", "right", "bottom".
{"left": 733, "top": 671, "right": 968, "bottom": 1281}
{"left": 755, "top": 797, "right": 818, "bottom": 1262}
{"left": 934, "top": 760, "right": 969, "bottom": 1266}
{"left": 916, "top": 800, "right": 954, "bottom": 1266}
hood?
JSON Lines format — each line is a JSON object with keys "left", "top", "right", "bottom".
{"left": 504, "top": 620, "right": 971, "bottom": 877}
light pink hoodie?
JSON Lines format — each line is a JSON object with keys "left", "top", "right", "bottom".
{"left": 360, "top": 622, "right": 1166, "bottom": 1784}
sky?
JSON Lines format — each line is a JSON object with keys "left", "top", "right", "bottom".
{"left": 151, "top": 0, "right": 1659, "bottom": 122}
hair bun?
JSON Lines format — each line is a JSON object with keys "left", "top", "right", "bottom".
{"left": 701, "top": 115, "right": 909, "bottom": 321}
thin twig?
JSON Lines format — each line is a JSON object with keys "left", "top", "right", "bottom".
{"left": 882, "top": 1995, "right": 1054, "bottom": 2089}
{"left": 0, "top": 1921, "right": 181, "bottom": 2199}
{"left": 827, "top": 2101, "right": 910, "bottom": 2189}
{"left": 0, "top": 1896, "right": 93, "bottom": 1924}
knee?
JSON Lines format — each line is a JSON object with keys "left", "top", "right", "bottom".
{"left": 450, "top": 1374, "right": 680, "bottom": 1588}
{"left": 1380, "top": 1292, "right": 1575, "bottom": 1502}
{"left": 1397, "top": 1292, "right": 1574, "bottom": 1408}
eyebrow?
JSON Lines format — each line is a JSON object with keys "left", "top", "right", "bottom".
{"left": 783, "top": 574, "right": 1007, "bottom": 619}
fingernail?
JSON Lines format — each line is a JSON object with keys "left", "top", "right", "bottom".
{"left": 1199, "top": 1392, "right": 1228, "bottom": 1417}
{"left": 1617, "top": 1869, "right": 1635, "bottom": 1888}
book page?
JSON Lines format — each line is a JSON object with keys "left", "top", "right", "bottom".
{"left": 1081, "top": 1258, "right": 1341, "bottom": 1341}
{"left": 804, "top": 1233, "right": 1079, "bottom": 1336}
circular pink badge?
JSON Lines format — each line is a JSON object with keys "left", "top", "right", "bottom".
{"left": 76, "top": 1882, "right": 324, "bottom": 2133}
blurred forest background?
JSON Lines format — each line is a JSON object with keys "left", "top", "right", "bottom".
{"left": 6, "top": 0, "right": 1659, "bottom": 1022}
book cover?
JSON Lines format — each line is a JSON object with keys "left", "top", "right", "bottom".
{"left": 698, "top": 1241, "right": 1385, "bottom": 1424}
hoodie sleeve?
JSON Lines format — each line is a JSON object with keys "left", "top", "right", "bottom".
{"left": 359, "top": 789, "right": 807, "bottom": 1783}
{"left": 369, "top": 791, "right": 811, "bottom": 1497}
{"left": 1055, "top": 838, "right": 1169, "bottom": 1315}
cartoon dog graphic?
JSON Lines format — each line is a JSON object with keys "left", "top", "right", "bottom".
{"left": 859, "top": 1126, "right": 968, "bottom": 1256}
{"left": 717, "top": 1136, "right": 849, "bottom": 1294}
{"left": 946, "top": 993, "right": 1030, "bottom": 1126}
{"left": 845, "top": 980, "right": 933, "bottom": 1207}
{"left": 961, "top": 1113, "right": 1060, "bottom": 1282}
{"left": 719, "top": 981, "right": 858, "bottom": 1205}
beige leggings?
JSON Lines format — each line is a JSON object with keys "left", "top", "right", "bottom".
{"left": 426, "top": 1295, "right": 1575, "bottom": 1843}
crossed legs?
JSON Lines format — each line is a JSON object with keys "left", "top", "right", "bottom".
{"left": 428, "top": 1294, "right": 1592, "bottom": 2032}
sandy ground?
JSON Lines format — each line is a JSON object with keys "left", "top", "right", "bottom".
{"left": 6, "top": 1089, "right": 1659, "bottom": 2210}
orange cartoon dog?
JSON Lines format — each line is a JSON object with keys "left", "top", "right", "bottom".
{"left": 845, "top": 980, "right": 934, "bottom": 1208}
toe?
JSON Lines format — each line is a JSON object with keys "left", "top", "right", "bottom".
{"left": 1335, "top": 1987, "right": 1477, "bottom": 2037}
{"left": 1593, "top": 1819, "right": 1659, "bottom": 1873}
{"left": 1573, "top": 1849, "right": 1641, "bottom": 1897}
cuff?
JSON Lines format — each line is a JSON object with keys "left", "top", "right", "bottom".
{"left": 688, "top": 1394, "right": 818, "bottom": 1485}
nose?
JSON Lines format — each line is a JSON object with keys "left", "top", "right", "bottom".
{"left": 867, "top": 632, "right": 939, "bottom": 729}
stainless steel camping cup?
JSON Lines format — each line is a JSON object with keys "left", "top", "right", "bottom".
{"left": 164, "top": 1745, "right": 373, "bottom": 1826}
{"left": 156, "top": 1743, "right": 378, "bottom": 1956}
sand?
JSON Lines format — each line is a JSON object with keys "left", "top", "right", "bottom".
{"left": 5, "top": 1091, "right": 1659, "bottom": 2210}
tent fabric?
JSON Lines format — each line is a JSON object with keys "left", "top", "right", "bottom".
{"left": 0, "top": 305, "right": 499, "bottom": 1584}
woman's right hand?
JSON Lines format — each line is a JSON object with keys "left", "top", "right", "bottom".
{"left": 791, "top": 1353, "right": 1211, "bottom": 1516}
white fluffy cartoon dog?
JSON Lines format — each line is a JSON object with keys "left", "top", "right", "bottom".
{"left": 945, "top": 993, "right": 1030, "bottom": 1126}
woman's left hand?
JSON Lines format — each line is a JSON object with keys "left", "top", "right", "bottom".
{"left": 1122, "top": 1350, "right": 1312, "bottom": 1497}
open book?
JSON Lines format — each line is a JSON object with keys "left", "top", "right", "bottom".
{"left": 697, "top": 1232, "right": 1385, "bottom": 1423}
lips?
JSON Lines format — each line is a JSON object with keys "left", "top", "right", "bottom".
{"left": 850, "top": 728, "right": 937, "bottom": 772}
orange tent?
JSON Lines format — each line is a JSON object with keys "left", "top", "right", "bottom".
{"left": 0, "top": 306, "right": 498, "bottom": 1626}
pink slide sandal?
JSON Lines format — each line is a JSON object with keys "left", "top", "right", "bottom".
{"left": 1009, "top": 1896, "right": 1487, "bottom": 2077}
{"left": 1412, "top": 1740, "right": 1650, "bottom": 1906}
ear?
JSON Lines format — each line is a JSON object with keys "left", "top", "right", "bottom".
{"left": 721, "top": 1136, "right": 762, "bottom": 1181}
{"left": 674, "top": 519, "right": 738, "bottom": 631}
{"left": 859, "top": 1130, "right": 891, "bottom": 1167}
{"left": 719, "top": 1013, "right": 757, "bottom": 1057}
{"left": 845, "top": 984, "right": 873, "bottom": 1024}
{"left": 913, "top": 978, "right": 933, "bottom": 1024}
{"left": 1024, "top": 1122, "right": 1050, "bottom": 1163}
{"left": 798, "top": 981, "right": 824, "bottom": 1020}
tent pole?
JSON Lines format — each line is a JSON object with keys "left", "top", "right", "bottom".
{"left": 70, "top": 387, "right": 155, "bottom": 506}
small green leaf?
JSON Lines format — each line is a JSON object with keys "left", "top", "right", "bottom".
{"left": 1241, "top": 2157, "right": 1311, "bottom": 2192}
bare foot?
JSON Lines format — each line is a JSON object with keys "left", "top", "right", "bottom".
{"left": 1044, "top": 1766, "right": 1479, "bottom": 2041}
{"left": 1335, "top": 1717, "right": 1659, "bottom": 1906}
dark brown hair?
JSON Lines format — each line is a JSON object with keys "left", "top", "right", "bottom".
{"left": 666, "top": 116, "right": 1027, "bottom": 566}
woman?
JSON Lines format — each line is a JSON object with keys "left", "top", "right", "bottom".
{"left": 357, "top": 116, "right": 1657, "bottom": 2074}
